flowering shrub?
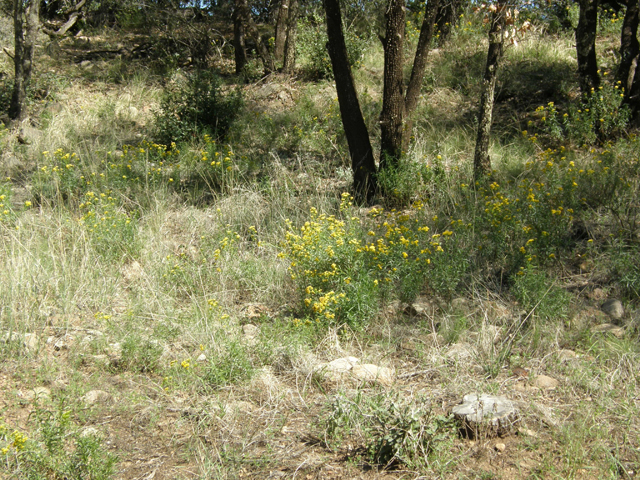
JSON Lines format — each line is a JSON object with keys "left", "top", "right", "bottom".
{"left": 282, "top": 193, "right": 464, "bottom": 328}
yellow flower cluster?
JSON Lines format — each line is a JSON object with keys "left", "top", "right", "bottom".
{"left": 0, "top": 423, "right": 28, "bottom": 456}
{"left": 282, "top": 193, "right": 457, "bottom": 326}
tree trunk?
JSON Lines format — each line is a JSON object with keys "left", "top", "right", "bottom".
{"left": 473, "top": 0, "right": 505, "bottom": 181}
{"left": 274, "top": 0, "right": 289, "bottom": 63}
{"left": 402, "top": 0, "right": 440, "bottom": 150}
{"left": 379, "top": 0, "right": 406, "bottom": 170}
{"left": 236, "top": 0, "right": 275, "bottom": 75}
{"left": 10, "top": 0, "right": 40, "bottom": 121}
{"left": 233, "top": 0, "right": 247, "bottom": 74}
{"left": 323, "top": 0, "right": 377, "bottom": 203}
{"left": 282, "top": 0, "right": 298, "bottom": 73}
{"left": 435, "top": 0, "right": 462, "bottom": 42}
{"left": 617, "top": 0, "right": 640, "bottom": 95}
{"left": 576, "top": 0, "right": 600, "bottom": 96}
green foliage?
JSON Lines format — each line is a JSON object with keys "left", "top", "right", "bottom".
{"left": 512, "top": 264, "right": 571, "bottom": 321}
{"left": 0, "top": 403, "right": 116, "bottom": 480}
{"left": 296, "top": 12, "right": 368, "bottom": 79}
{"left": 323, "top": 391, "right": 456, "bottom": 469}
{"left": 536, "top": 83, "right": 629, "bottom": 145}
{"left": 203, "top": 340, "right": 254, "bottom": 388}
{"left": 154, "top": 70, "right": 243, "bottom": 146}
{"left": 118, "top": 336, "right": 163, "bottom": 373}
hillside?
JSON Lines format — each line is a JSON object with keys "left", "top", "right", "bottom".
{"left": 0, "top": 4, "right": 639, "bottom": 479}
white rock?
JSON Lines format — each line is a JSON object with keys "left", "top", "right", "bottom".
{"left": 83, "top": 390, "right": 113, "bottom": 405}
{"left": 494, "top": 442, "right": 506, "bottom": 452}
{"left": 532, "top": 374, "right": 559, "bottom": 390}
{"left": 243, "top": 324, "right": 259, "bottom": 337}
{"left": 351, "top": 364, "right": 394, "bottom": 386}
{"left": 601, "top": 299, "right": 624, "bottom": 321}
{"left": 322, "top": 356, "right": 360, "bottom": 373}
{"left": 591, "top": 323, "right": 625, "bottom": 338}
{"left": 24, "top": 387, "right": 51, "bottom": 402}
{"left": 197, "top": 353, "right": 207, "bottom": 362}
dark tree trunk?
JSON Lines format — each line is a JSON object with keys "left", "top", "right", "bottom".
{"left": 10, "top": 0, "right": 40, "bottom": 121}
{"left": 379, "top": 0, "right": 406, "bottom": 170}
{"left": 576, "top": 0, "right": 600, "bottom": 95}
{"left": 236, "top": 0, "right": 275, "bottom": 75}
{"left": 618, "top": 0, "right": 640, "bottom": 103}
{"left": 282, "top": 0, "right": 298, "bottom": 73}
{"left": 473, "top": 0, "right": 505, "bottom": 181}
{"left": 274, "top": 0, "right": 289, "bottom": 63}
{"left": 402, "top": 0, "right": 440, "bottom": 150}
{"left": 323, "top": 0, "right": 377, "bottom": 203}
{"left": 435, "top": 0, "right": 462, "bottom": 42}
{"left": 233, "top": 0, "right": 247, "bottom": 74}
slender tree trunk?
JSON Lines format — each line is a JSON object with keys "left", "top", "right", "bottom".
{"left": 236, "top": 0, "right": 275, "bottom": 75}
{"left": 10, "top": 0, "right": 40, "bottom": 121}
{"left": 379, "top": 0, "right": 406, "bottom": 170}
{"left": 402, "top": 0, "right": 440, "bottom": 150}
{"left": 323, "top": 0, "right": 377, "bottom": 203}
{"left": 274, "top": 0, "right": 289, "bottom": 63}
{"left": 435, "top": 0, "right": 462, "bottom": 42}
{"left": 473, "top": 0, "right": 505, "bottom": 181}
{"left": 282, "top": 0, "right": 298, "bottom": 73}
{"left": 576, "top": 0, "right": 600, "bottom": 96}
{"left": 233, "top": 0, "right": 247, "bottom": 74}
{"left": 618, "top": 0, "right": 640, "bottom": 115}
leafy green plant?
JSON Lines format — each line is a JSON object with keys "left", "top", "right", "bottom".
{"left": 512, "top": 264, "right": 571, "bottom": 321}
{"left": 323, "top": 391, "right": 456, "bottom": 469}
{"left": 117, "top": 336, "right": 163, "bottom": 373}
{"left": 0, "top": 402, "right": 117, "bottom": 480}
{"left": 154, "top": 70, "right": 243, "bottom": 146}
{"left": 203, "top": 340, "right": 254, "bottom": 388}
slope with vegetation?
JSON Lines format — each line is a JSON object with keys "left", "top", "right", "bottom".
{"left": 0, "top": 1, "right": 640, "bottom": 479}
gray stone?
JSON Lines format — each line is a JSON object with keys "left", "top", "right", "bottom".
{"left": 318, "top": 356, "right": 359, "bottom": 374}
{"left": 24, "top": 387, "right": 51, "bottom": 402}
{"left": 601, "top": 299, "right": 624, "bottom": 321}
{"left": 532, "top": 374, "right": 559, "bottom": 390}
{"left": 242, "top": 324, "right": 259, "bottom": 338}
{"left": 452, "top": 393, "right": 519, "bottom": 438}
{"left": 351, "top": 364, "right": 394, "bottom": 386}
{"left": 445, "top": 343, "right": 475, "bottom": 361}
{"left": 591, "top": 323, "right": 625, "bottom": 338}
{"left": 557, "top": 349, "right": 577, "bottom": 361}
{"left": 83, "top": 390, "right": 113, "bottom": 405}
{"left": 196, "top": 353, "right": 207, "bottom": 362}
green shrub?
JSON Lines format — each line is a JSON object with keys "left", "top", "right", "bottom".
{"left": 512, "top": 264, "right": 571, "bottom": 321}
{"left": 154, "top": 70, "right": 242, "bottom": 146}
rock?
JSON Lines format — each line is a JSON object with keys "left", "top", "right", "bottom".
{"left": 452, "top": 394, "right": 519, "bottom": 438}
{"left": 601, "top": 299, "right": 624, "bottom": 322}
{"left": 24, "top": 387, "right": 51, "bottom": 402}
{"left": 445, "top": 343, "right": 475, "bottom": 361}
{"left": 517, "top": 427, "right": 539, "bottom": 438}
{"left": 196, "top": 353, "right": 207, "bottom": 362}
{"left": 351, "top": 364, "right": 394, "bottom": 386}
{"left": 405, "top": 297, "right": 434, "bottom": 318}
{"left": 2, "top": 332, "right": 38, "bottom": 353}
{"left": 591, "top": 323, "right": 625, "bottom": 338}
{"left": 494, "top": 442, "right": 506, "bottom": 452}
{"left": 315, "top": 357, "right": 360, "bottom": 381}
{"left": 532, "top": 374, "right": 559, "bottom": 390}
{"left": 451, "top": 297, "right": 470, "bottom": 311}
{"left": 83, "top": 390, "right": 113, "bottom": 406}
{"left": 80, "top": 427, "right": 100, "bottom": 438}
{"left": 557, "top": 349, "right": 577, "bottom": 361}
{"left": 243, "top": 324, "right": 259, "bottom": 338}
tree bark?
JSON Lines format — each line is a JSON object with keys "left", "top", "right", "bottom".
{"left": 323, "top": 0, "right": 377, "bottom": 203}
{"left": 401, "top": 0, "right": 440, "bottom": 151}
{"left": 618, "top": 0, "right": 640, "bottom": 96}
{"left": 379, "top": 0, "right": 406, "bottom": 170}
{"left": 435, "top": 0, "right": 462, "bottom": 42}
{"left": 282, "top": 0, "right": 298, "bottom": 73}
{"left": 236, "top": 0, "right": 275, "bottom": 75}
{"left": 576, "top": 0, "right": 600, "bottom": 96}
{"left": 233, "top": 0, "right": 247, "bottom": 74}
{"left": 473, "top": 0, "right": 505, "bottom": 181}
{"left": 10, "top": 0, "right": 40, "bottom": 121}
{"left": 274, "top": 0, "right": 289, "bottom": 63}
